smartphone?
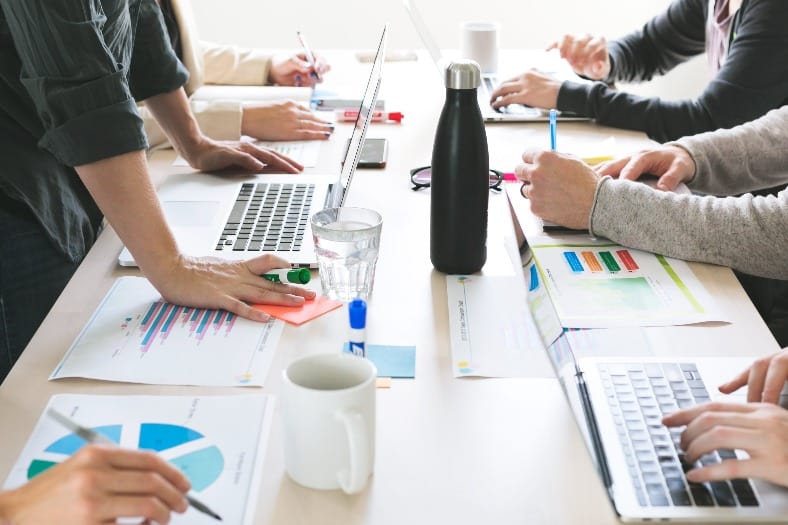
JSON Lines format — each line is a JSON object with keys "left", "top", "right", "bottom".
{"left": 346, "top": 138, "right": 388, "bottom": 169}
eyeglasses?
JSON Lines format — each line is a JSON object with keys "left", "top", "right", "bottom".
{"left": 409, "top": 166, "right": 503, "bottom": 192}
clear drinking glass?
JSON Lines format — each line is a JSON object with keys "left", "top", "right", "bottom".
{"left": 311, "top": 207, "right": 383, "bottom": 302}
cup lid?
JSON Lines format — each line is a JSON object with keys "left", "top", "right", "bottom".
{"left": 445, "top": 59, "right": 481, "bottom": 89}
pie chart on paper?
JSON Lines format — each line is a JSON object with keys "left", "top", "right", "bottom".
{"left": 26, "top": 423, "right": 224, "bottom": 492}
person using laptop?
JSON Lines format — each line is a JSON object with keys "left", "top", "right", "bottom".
{"left": 0, "top": 0, "right": 315, "bottom": 383}
{"left": 514, "top": 105, "right": 788, "bottom": 345}
{"left": 143, "top": 0, "right": 334, "bottom": 148}
{"left": 490, "top": 0, "right": 788, "bottom": 143}
{"left": 663, "top": 347, "right": 788, "bottom": 488}
{"left": 0, "top": 444, "right": 191, "bottom": 524}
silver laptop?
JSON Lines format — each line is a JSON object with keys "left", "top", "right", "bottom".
{"left": 403, "top": 0, "right": 586, "bottom": 123}
{"left": 119, "top": 26, "right": 388, "bottom": 268}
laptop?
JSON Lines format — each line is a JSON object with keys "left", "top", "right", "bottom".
{"left": 119, "top": 25, "right": 388, "bottom": 268}
{"left": 403, "top": 0, "right": 587, "bottom": 123}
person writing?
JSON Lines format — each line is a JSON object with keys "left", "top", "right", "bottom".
{"left": 514, "top": 105, "right": 788, "bottom": 344}
{"left": 144, "top": 0, "right": 334, "bottom": 147}
{"left": 490, "top": 0, "right": 788, "bottom": 143}
{"left": 0, "top": 0, "right": 316, "bottom": 388}
{"left": 664, "top": 348, "right": 788, "bottom": 487}
{"left": 0, "top": 445, "right": 190, "bottom": 524}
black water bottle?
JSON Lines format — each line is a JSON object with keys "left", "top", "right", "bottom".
{"left": 430, "top": 60, "right": 489, "bottom": 274}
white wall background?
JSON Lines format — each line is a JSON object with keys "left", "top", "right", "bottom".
{"left": 190, "top": 0, "right": 708, "bottom": 100}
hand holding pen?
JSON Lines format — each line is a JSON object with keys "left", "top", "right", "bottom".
{"left": 269, "top": 49, "right": 330, "bottom": 87}
{"left": 47, "top": 409, "right": 223, "bottom": 521}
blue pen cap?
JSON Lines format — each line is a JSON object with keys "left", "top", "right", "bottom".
{"left": 348, "top": 298, "right": 367, "bottom": 329}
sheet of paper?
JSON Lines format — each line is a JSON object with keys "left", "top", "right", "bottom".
{"left": 446, "top": 274, "right": 553, "bottom": 378}
{"left": 546, "top": 327, "right": 658, "bottom": 372}
{"left": 521, "top": 251, "right": 563, "bottom": 348}
{"left": 528, "top": 233, "right": 728, "bottom": 328}
{"left": 174, "top": 139, "right": 321, "bottom": 167}
{"left": 342, "top": 344, "right": 416, "bottom": 378}
{"left": 50, "top": 277, "right": 283, "bottom": 387}
{"left": 3, "top": 394, "right": 274, "bottom": 525}
{"left": 253, "top": 296, "right": 342, "bottom": 326}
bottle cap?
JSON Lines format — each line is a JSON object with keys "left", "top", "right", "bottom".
{"left": 445, "top": 59, "right": 481, "bottom": 90}
{"left": 387, "top": 111, "right": 404, "bottom": 123}
{"left": 348, "top": 298, "right": 367, "bottom": 329}
{"left": 286, "top": 268, "right": 311, "bottom": 284}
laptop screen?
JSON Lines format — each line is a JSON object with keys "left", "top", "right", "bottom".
{"left": 325, "top": 25, "right": 388, "bottom": 209}
{"left": 403, "top": 0, "right": 444, "bottom": 76}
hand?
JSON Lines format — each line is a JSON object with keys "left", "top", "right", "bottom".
{"left": 489, "top": 69, "right": 562, "bottom": 110}
{"left": 269, "top": 52, "right": 330, "bottom": 87}
{"left": 149, "top": 253, "right": 317, "bottom": 323}
{"left": 594, "top": 145, "right": 697, "bottom": 192}
{"left": 515, "top": 150, "right": 599, "bottom": 230}
{"left": 717, "top": 349, "right": 788, "bottom": 403}
{"left": 181, "top": 136, "right": 303, "bottom": 174}
{"left": 547, "top": 34, "right": 610, "bottom": 80}
{"left": 0, "top": 445, "right": 189, "bottom": 524}
{"left": 662, "top": 402, "right": 788, "bottom": 487}
{"left": 242, "top": 100, "right": 334, "bottom": 142}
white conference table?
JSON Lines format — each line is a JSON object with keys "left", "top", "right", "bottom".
{"left": 0, "top": 51, "right": 780, "bottom": 525}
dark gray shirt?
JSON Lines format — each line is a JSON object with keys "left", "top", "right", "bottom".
{"left": 0, "top": 0, "right": 188, "bottom": 262}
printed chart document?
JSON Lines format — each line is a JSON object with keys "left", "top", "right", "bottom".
{"left": 528, "top": 233, "right": 727, "bottom": 328}
{"left": 446, "top": 273, "right": 553, "bottom": 378}
{"left": 174, "top": 139, "right": 321, "bottom": 168}
{"left": 3, "top": 394, "right": 273, "bottom": 525}
{"left": 51, "top": 277, "right": 283, "bottom": 386}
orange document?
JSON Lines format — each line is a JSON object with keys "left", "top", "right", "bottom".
{"left": 253, "top": 296, "right": 343, "bottom": 326}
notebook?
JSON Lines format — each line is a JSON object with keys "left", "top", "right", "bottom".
{"left": 119, "top": 25, "right": 388, "bottom": 268}
{"left": 403, "top": 0, "right": 587, "bottom": 123}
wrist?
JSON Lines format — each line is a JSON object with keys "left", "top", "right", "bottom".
{"left": 0, "top": 489, "right": 19, "bottom": 524}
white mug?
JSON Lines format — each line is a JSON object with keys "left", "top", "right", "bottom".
{"left": 281, "top": 353, "right": 376, "bottom": 494}
{"left": 459, "top": 21, "right": 499, "bottom": 74}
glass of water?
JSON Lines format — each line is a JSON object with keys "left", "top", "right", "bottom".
{"left": 311, "top": 207, "right": 383, "bottom": 302}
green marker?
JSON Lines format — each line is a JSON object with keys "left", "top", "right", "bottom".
{"left": 262, "top": 268, "right": 311, "bottom": 284}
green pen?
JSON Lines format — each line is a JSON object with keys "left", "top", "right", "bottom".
{"left": 262, "top": 268, "right": 311, "bottom": 284}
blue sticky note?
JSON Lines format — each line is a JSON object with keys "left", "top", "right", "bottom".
{"left": 342, "top": 343, "right": 416, "bottom": 378}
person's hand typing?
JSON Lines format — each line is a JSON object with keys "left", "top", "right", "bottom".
{"left": 594, "top": 145, "right": 697, "bottom": 192}
{"left": 717, "top": 348, "right": 788, "bottom": 403}
{"left": 547, "top": 33, "right": 610, "bottom": 80}
{"left": 489, "top": 69, "right": 561, "bottom": 111}
{"left": 181, "top": 136, "right": 303, "bottom": 174}
{"left": 663, "top": 402, "right": 788, "bottom": 487}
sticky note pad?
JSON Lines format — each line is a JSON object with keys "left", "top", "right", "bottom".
{"left": 342, "top": 344, "right": 416, "bottom": 378}
{"left": 253, "top": 296, "right": 342, "bottom": 326}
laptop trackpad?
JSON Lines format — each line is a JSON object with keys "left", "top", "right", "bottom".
{"left": 162, "top": 201, "right": 219, "bottom": 227}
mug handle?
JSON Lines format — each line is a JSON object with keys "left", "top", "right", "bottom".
{"left": 334, "top": 408, "right": 370, "bottom": 494}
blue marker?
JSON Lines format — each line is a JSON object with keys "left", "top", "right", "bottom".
{"left": 549, "top": 109, "right": 557, "bottom": 151}
{"left": 348, "top": 298, "right": 367, "bottom": 357}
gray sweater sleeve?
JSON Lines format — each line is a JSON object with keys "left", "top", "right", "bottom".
{"left": 589, "top": 107, "right": 788, "bottom": 279}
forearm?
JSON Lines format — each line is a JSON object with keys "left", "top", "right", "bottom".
{"left": 143, "top": 88, "right": 207, "bottom": 160}
{"left": 589, "top": 178, "right": 788, "bottom": 279}
{"left": 75, "top": 150, "right": 180, "bottom": 285}
{"left": 141, "top": 98, "right": 243, "bottom": 149}
{"left": 675, "top": 107, "right": 788, "bottom": 195}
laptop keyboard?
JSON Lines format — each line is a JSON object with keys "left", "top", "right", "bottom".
{"left": 480, "top": 77, "right": 542, "bottom": 117}
{"left": 598, "top": 362, "right": 759, "bottom": 508}
{"left": 215, "top": 182, "right": 314, "bottom": 253}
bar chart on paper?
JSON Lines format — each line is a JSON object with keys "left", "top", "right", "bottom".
{"left": 528, "top": 234, "right": 728, "bottom": 328}
{"left": 50, "top": 277, "right": 284, "bottom": 386}
{"left": 4, "top": 394, "right": 274, "bottom": 525}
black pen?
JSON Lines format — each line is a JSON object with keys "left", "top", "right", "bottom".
{"left": 47, "top": 408, "right": 223, "bottom": 521}
{"left": 296, "top": 31, "right": 321, "bottom": 82}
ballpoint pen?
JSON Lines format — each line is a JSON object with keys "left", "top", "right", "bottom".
{"left": 47, "top": 408, "right": 223, "bottom": 522}
{"left": 296, "top": 31, "right": 321, "bottom": 82}
{"left": 549, "top": 109, "right": 557, "bottom": 151}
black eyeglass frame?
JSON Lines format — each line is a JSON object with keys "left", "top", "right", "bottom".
{"left": 409, "top": 166, "right": 503, "bottom": 192}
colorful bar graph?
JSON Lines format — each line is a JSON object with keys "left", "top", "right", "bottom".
{"left": 563, "top": 251, "right": 584, "bottom": 273}
{"left": 599, "top": 251, "right": 621, "bottom": 273}
{"left": 616, "top": 249, "right": 639, "bottom": 271}
{"left": 136, "top": 301, "right": 237, "bottom": 351}
{"left": 581, "top": 251, "right": 604, "bottom": 273}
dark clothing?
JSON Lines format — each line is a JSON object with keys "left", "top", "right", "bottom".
{"left": 0, "top": 0, "right": 188, "bottom": 262}
{"left": 557, "top": 0, "right": 788, "bottom": 143}
{"left": 0, "top": 0, "right": 188, "bottom": 382}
